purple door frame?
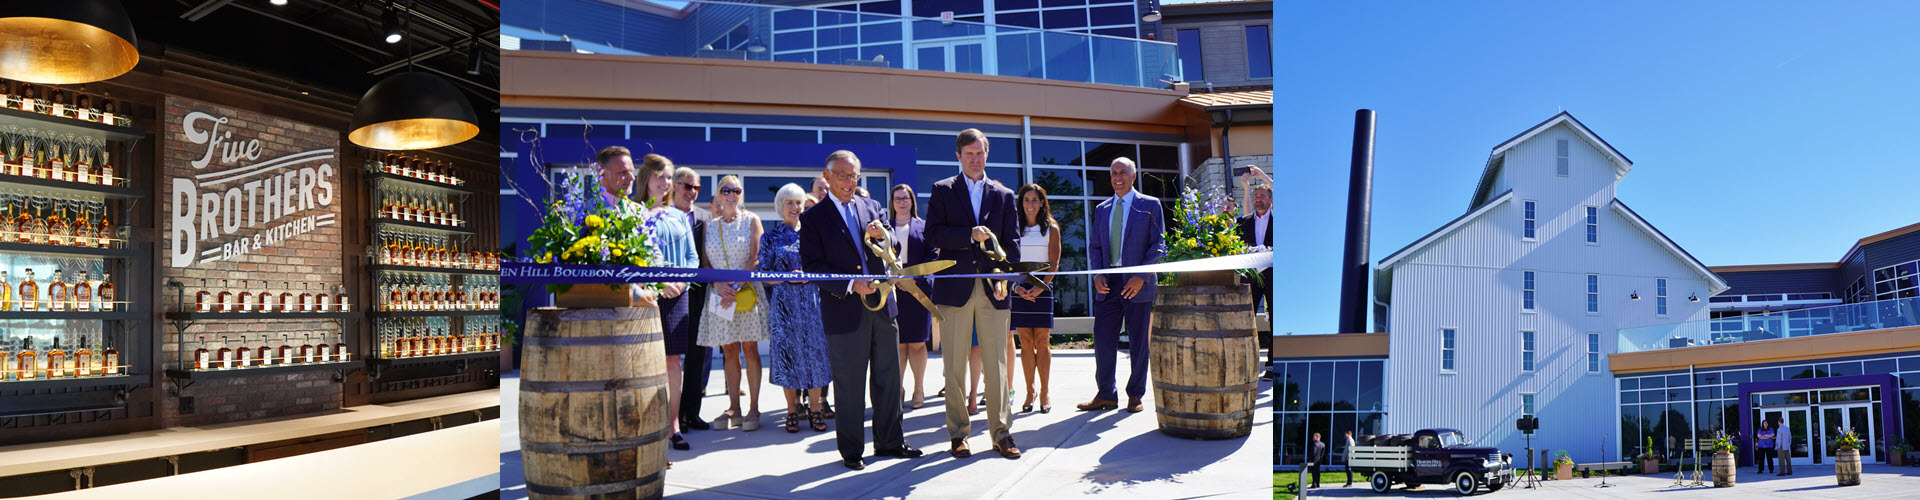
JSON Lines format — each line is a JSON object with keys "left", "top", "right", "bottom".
{"left": 1736, "top": 373, "right": 1900, "bottom": 466}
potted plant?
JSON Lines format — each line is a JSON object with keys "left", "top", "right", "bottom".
{"left": 1891, "top": 436, "right": 1912, "bottom": 467}
{"left": 1710, "top": 433, "right": 1737, "bottom": 487}
{"left": 523, "top": 170, "right": 662, "bottom": 308}
{"left": 1155, "top": 187, "right": 1257, "bottom": 287}
{"left": 1832, "top": 427, "right": 1863, "bottom": 486}
{"left": 1639, "top": 436, "right": 1661, "bottom": 474}
{"left": 1553, "top": 451, "right": 1575, "bottom": 480}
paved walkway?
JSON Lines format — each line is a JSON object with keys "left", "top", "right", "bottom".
{"left": 501, "top": 349, "right": 1272, "bottom": 499}
{"left": 1283, "top": 464, "right": 1920, "bottom": 499}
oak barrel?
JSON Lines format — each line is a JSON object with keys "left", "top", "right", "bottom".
{"left": 521, "top": 306, "right": 668, "bottom": 499}
{"left": 1836, "top": 447, "right": 1861, "bottom": 486}
{"left": 1150, "top": 282, "right": 1257, "bottom": 440}
{"left": 1711, "top": 451, "right": 1735, "bottom": 487}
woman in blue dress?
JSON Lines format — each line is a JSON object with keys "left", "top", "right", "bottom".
{"left": 759, "top": 183, "right": 833, "bottom": 433}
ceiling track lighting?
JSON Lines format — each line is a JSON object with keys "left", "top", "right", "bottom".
{"left": 0, "top": 1, "right": 140, "bottom": 84}
{"left": 382, "top": 2, "right": 403, "bottom": 44}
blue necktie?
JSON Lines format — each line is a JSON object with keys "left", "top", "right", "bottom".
{"left": 842, "top": 200, "right": 867, "bottom": 264}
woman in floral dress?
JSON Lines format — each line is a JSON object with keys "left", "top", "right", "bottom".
{"left": 696, "top": 175, "right": 769, "bottom": 431}
{"left": 759, "top": 183, "right": 833, "bottom": 432}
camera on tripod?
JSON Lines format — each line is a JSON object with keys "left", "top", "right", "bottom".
{"left": 1515, "top": 416, "right": 1539, "bottom": 433}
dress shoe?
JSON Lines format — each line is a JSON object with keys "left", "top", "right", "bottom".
{"left": 950, "top": 438, "right": 972, "bottom": 458}
{"left": 994, "top": 437, "right": 1022, "bottom": 459}
{"left": 1125, "top": 398, "right": 1144, "bottom": 413}
{"left": 1076, "top": 399, "right": 1118, "bottom": 411}
{"left": 681, "top": 416, "right": 711, "bottom": 431}
{"left": 843, "top": 457, "right": 866, "bottom": 470}
{"left": 875, "top": 445, "right": 924, "bottom": 458}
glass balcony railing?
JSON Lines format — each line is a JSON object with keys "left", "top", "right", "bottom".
{"left": 1617, "top": 296, "right": 1920, "bottom": 353}
{"left": 502, "top": 0, "right": 1179, "bottom": 89}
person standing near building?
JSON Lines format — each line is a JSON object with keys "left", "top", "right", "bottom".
{"left": 1011, "top": 183, "right": 1060, "bottom": 414}
{"left": 1308, "top": 432, "right": 1327, "bottom": 489}
{"left": 887, "top": 184, "right": 937, "bottom": 411}
{"left": 1775, "top": 419, "right": 1793, "bottom": 476}
{"left": 1343, "top": 430, "right": 1356, "bottom": 486}
{"left": 1236, "top": 168, "right": 1274, "bottom": 316}
{"left": 927, "top": 128, "right": 1023, "bottom": 460}
{"left": 696, "top": 175, "right": 769, "bottom": 432}
{"left": 761, "top": 183, "right": 833, "bottom": 433}
{"left": 1755, "top": 420, "right": 1774, "bottom": 474}
{"left": 800, "top": 150, "right": 922, "bottom": 470}
{"left": 672, "top": 167, "right": 715, "bottom": 434}
{"left": 1078, "top": 157, "right": 1165, "bottom": 414}
{"left": 617, "top": 151, "right": 699, "bottom": 452}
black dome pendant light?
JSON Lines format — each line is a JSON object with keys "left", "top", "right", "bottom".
{"left": 348, "top": 1, "right": 478, "bottom": 151}
{"left": 0, "top": 0, "right": 139, "bottom": 84}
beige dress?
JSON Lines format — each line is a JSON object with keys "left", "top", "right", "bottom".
{"left": 696, "top": 213, "right": 770, "bottom": 346}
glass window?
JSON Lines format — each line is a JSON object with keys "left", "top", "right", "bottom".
{"left": 1139, "top": 172, "right": 1180, "bottom": 203}
{"left": 1041, "top": 0, "right": 1085, "bottom": 6}
{"left": 1245, "top": 25, "right": 1272, "bottom": 79}
{"left": 1751, "top": 367, "right": 1781, "bottom": 383}
{"left": 1864, "top": 358, "right": 1896, "bottom": 375}
{"left": 1556, "top": 138, "right": 1569, "bottom": 176}
{"left": 1083, "top": 142, "right": 1136, "bottom": 169}
{"left": 817, "top": 25, "right": 859, "bottom": 47}
{"left": 1140, "top": 145, "right": 1178, "bottom": 171}
{"left": 627, "top": 125, "right": 704, "bottom": 142}
{"left": 1033, "top": 168, "right": 1084, "bottom": 196}
{"left": 1828, "top": 361, "right": 1863, "bottom": 378}
{"left": 774, "top": 52, "right": 814, "bottom": 64}
{"left": 1334, "top": 361, "right": 1358, "bottom": 410}
{"left": 912, "top": 0, "right": 984, "bottom": 16}
{"left": 1521, "top": 330, "right": 1535, "bottom": 371}
{"left": 1032, "top": 139, "right": 1083, "bottom": 166}
{"left": 1043, "top": 32, "right": 1091, "bottom": 82}
{"left": 822, "top": 131, "right": 890, "bottom": 145}
{"left": 774, "top": 9, "right": 814, "bottom": 30}
{"left": 1721, "top": 370, "right": 1750, "bottom": 385}
{"left": 1091, "top": 27, "right": 1134, "bottom": 39}
{"left": 986, "top": 136, "right": 1023, "bottom": 166}
{"left": 1357, "top": 361, "right": 1384, "bottom": 412}
{"left": 547, "top": 123, "right": 624, "bottom": 140}
{"left": 913, "top": 164, "right": 958, "bottom": 190}
{"left": 1522, "top": 393, "right": 1535, "bottom": 417}
{"left": 817, "top": 47, "right": 860, "bottom": 65}
{"left": 997, "top": 0, "right": 1038, "bottom": 10}
{"left": 1041, "top": 8, "right": 1087, "bottom": 29}
{"left": 860, "top": 43, "right": 904, "bottom": 68}
{"left": 1175, "top": 29, "right": 1203, "bottom": 82}
{"left": 1441, "top": 328, "right": 1456, "bottom": 372}
{"left": 1522, "top": 200, "right": 1536, "bottom": 239}
{"left": 1622, "top": 389, "right": 1639, "bottom": 404}
{"left": 1091, "top": 35, "right": 1139, "bottom": 86}
{"left": 748, "top": 128, "right": 817, "bottom": 144}
{"left": 999, "top": 11, "right": 1040, "bottom": 28}
{"left": 1657, "top": 278, "right": 1669, "bottom": 316}
{"left": 955, "top": 43, "right": 986, "bottom": 74}
{"left": 1588, "top": 274, "right": 1600, "bottom": 313}
{"left": 1051, "top": 200, "right": 1088, "bottom": 316}
{"left": 996, "top": 30, "right": 1043, "bottom": 79}
{"left": 1622, "top": 377, "right": 1640, "bottom": 390}
{"left": 1586, "top": 206, "right": 1599, "bottom": 243}
{"left": 895, "top": 133, "right": 958, "bottom": 162}
{"left": 1587, "top": 333, "right": 1601, "bottom": 373}
{"left": 775, "top": 30, "right": 814, "bottom": 51}
{"left": 987, "top": 167, "right": 1021, "bottom": 185}
{"left": 861, "top": 23, "right": 903, "bottom": 44}
{"left": 1281, "top": 362, "right": 1306, "bottom": 412}
{"left": 1309, "top": 362, "right": 1334, "bottom": 411}
{"left": 1522, "top": 270, "right": 1536, "bottom": 311}
{"left": 1786, "top": 365, "right": 1818, "bottom": 380}
{"left": 744, "top": 176, "right": 818, "bottom": 204}
{"left": 862, "top": 0, "right": 902, "bottom": 15}
{"left": 1087, "top": 169, "right": 1113, "bottom": 197}
{"left": 1088, "top": 5, "right": 1133, "bottom": 26}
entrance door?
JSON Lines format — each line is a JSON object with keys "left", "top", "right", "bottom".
{"left": 1760, "top": 408, "right": 1814, "bottom": 465}
{"left": 1821, "top": 404, "right": 1875, "bottom": 463}
{"left": 915, "top": 40, "right": 985, "bottom": 74}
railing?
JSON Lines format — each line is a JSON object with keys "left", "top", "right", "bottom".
{"left": 502, "top": 0, "right": 1179, "bottom": 90}
{"left": 1617, "top": 296, "right": 1920, "bottom": 353}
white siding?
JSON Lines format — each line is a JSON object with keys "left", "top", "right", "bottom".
{"left": 1384, "top": 121, "right": 1714, "bottom": 462}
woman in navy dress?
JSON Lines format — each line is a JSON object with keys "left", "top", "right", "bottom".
{"left": 632, "top": 154, "right": 700, "bottom": 448}
{"left": 886, "top": 184, "right": 937, "bottom": 410}
{"left": 760, "top": 183, "right": 833, "bottom": 432}
{"left": 1010, "top": 183, "right": 1061, "bottom": 413}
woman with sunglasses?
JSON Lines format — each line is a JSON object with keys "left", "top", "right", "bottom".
{"left": 760, "top": 183, "right": 833, "bottom": 432}
{"left": 886, "top": 184, "right": 938, "bottom": 411}
{"left": 696, "top": 175, "right": 770, "bottom": 431}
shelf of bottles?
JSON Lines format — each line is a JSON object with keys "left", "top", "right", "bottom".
{"left": 371, "top": 274, "right": 499, "bottom": 317}
{"left": 375, "top": 316, "right": 499, "bottom": 361}
{"left": 0, "top": 79, "right": 140, "bottom": 140}
{"left": 0, "top": 322, "right": 126, "bottom": 382}
{"left": 165, "top": 279, "right": 352, "bottom": 320}
{"left": 163, "top": 333, "right": 357, "bottom": 379}
{"left": 366, "top": 154, "right": 468, "bottom": 194}
{"left": 373, "top": 230, "right": 499, "bottom": 273}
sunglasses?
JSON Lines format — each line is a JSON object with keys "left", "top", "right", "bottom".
{"left": 679, "top": 182, "right": 702, "bottom": 191}
{"left": 719, "top": 187, "right": 743, "bottom": 195}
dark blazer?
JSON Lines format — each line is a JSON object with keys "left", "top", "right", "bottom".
{"left": 1090, "top": 192, "right": 1166, "bottom": 303}
{"left": 924, "top": 174, "right": 1021, "bottom": 309}
{"left": 800, "top": 194, "right": 896, "bottom": 335}
{"left": 892, "top": 217, "right": 936, "bottom": 296}
{"left": 1236, "top": 210, "right": 1272, "bottom": 249}
{"left": 1311, "top": 439, "right": 1327, "bottom": 465}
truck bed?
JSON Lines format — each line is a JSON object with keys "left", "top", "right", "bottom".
{"left": 1349, "top": 446, "right": 1413, "bottom": 469}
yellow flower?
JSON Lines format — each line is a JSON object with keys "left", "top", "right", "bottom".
{"left": 612, "top": 249, "right": 624, "bottom": 257}
{"left": 568, "top": 235, "right": 601, "bottom": 254}
{"left": 585, "top": 214, "right": 605, "bottom": 230}
{"left": 538, "top": 252, "right": 553, "bottom": 263}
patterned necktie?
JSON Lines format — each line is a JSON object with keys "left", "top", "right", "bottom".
{"left": 1109, "top": 196, "right": 1124, "bottom": 267}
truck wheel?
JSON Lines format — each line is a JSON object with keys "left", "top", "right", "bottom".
{"left": 1452, "top": 471, "right": 1479, "bottom": 496}
{"left": 1369, "top": 472, "right": 1392, "bottom": 493}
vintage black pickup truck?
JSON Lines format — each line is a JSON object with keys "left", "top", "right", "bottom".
{"left": 1348, "top": 428, "right": 1515, "bottom": 495}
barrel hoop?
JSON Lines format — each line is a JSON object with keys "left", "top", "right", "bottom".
{"left": 1154, "top": 305, "right": 1253, "bottom": 312}
{"left": 1161, "top": 427, "right": 1250, "bottom": 440}
{"left": 524, "top": 332, "right": 664, "bottom": 347}
{"left": 1154, "top": 381, "right": 1258, "bottom": 394}
{"left": 521, "top": 427, "right": 669, "bottom": 454}
{"left": 1155, "top": 408, "right": 1253, "bottom": 421}
{"left": 524, "top": 471, "right": 662, "bottom": 497}
{"left": 522, "top": 374, "right": 668, "bottom": 393}
{"left": 1152, "top": 328, "right": 1256, "bottom": 339}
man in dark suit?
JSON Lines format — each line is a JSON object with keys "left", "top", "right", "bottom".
{"left": 1235, "top": 176, "right": 1273, "bottom": 315}
{"left": 673, "top": 167, "right": 715, "bottom": 432}
{"left": 1308, "top": 433, "right": 1327, "bottom": 488}
{"left": 1080, "top": 157, "right": 1165, "bottom": 414}
{"left": 799, "top": 150, "right": 922, "bottom": 470}
{"left": 925, "top": 128, "right": 1023, "bottom": 460}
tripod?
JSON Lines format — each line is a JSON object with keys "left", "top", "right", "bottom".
{"left": 1520, "top": 431, "right": 1540, "bottom": 489}
{"left": 1595, "top": 433, "right": 1613, "bottom": 488}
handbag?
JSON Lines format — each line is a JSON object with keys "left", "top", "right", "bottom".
{"left": 719, "top": 217, "right": 757, "bottom": 312}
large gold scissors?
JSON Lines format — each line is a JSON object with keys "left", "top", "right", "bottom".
{"left": 974, "top": 232, "right": 1052, "bottom": 298}
{"left": 861, "top": 237, "right": 954, "bottom": 320}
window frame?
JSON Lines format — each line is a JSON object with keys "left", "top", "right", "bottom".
{"left": 1587, "top": 274, "right": 1600, "bottom": 315}
{"left": 1243, "top": 25, "right": 1271, "bottom": 79}
{"left": 1174, "top": 28, "right": 1203, "bottom": 82}
{"left": 1522, "top": 270, "right": 1537, "bottom": 312}
{"left": 1522, "top": 200, "right": 1537, "bottom": 241}
{"left": 1587, "top": 332, "right": 1601, "bottom": 373}
{"left": 1521, "top": 330, "right": 1535, "bottom": 372}
{"left": 1585, "top": 206, "right": 1599, "bottom": 244}
{"left": 1440, "top": 327, "right": 1457, "bottom": 374}
{"left": 1556, "top": 138, "right": 1570, "bottom": 177}
{"left": 1521, "top": 392, "right": 1536, "bottom": 417}
{"left": 1656, "top": 278, "right": 1669, "bottom": 317}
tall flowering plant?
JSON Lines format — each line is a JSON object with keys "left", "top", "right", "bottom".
{"left": 1158, "top": 186, "right": 1260, "bottom": 286}
{"left": 524, "top": 171, "right": 661, "bottom": 294}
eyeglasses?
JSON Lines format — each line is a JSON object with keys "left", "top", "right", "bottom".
{"left": 679, "top": 182, "right": 702, "bottom": 191}
{"left": 719, "top": 187, "right": 743, "bottom": 195}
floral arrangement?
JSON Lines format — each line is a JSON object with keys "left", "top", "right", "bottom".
{"left": 1711, "top": 433, "right": 1736, "bottom": 454}
{"left": 1892, "top": 436, "right": 1913, "bottom": 454}
{"left": 1158, "top": 186, "right": 1261, "bottom": 286}
{"left": 524, "top": 170, "right": 660, "bottom": 294}
{"left": 1640, "top": 436, "right": 1661, "bottom": 461}
{"left": 1553, "top": 450, "right": 1574, "bottom": 467}
{"left": 1831, "top": 427, "right": 1862, "bottom": 450}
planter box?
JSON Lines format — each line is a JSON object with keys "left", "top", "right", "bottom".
{"left": 1554, "top": 463, "right": 1573, "bottom": 480}
{"left": 1641, "top": 459, "right": 1659, "bottom": 475}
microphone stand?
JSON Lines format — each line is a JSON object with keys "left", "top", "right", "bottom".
{"left": 1595, "top": 433, "right": 1613, "bottom": 488}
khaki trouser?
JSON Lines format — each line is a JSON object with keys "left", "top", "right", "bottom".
{"left": 1777, "top": 445, "right": 1792, "bottom": 474}
{"left": 940, "top": 279, "right": 1012, "bottom": 443}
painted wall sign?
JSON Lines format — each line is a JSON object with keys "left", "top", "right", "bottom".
{"left": 164, "top": 97, "right": 340, "bottom": 268}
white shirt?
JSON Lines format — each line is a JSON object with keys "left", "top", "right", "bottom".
{"left": 1252, "top": 209, "right": 1270, "bottom": 247}
{"left": 964, "top": 174, "right": 989, "bottom": 225}
{"left": 891, "top": 220, "right": 911, "bottom": 261}
{"left": 1018, "top": 225, "right": 1049, "bottom": 263}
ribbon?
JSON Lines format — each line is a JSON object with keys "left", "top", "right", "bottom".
{"left": 501, "top": 251, "right": 1271, "bottom": 285}
{"left": 860, "top": 237, "right": 953, "bottom": 319}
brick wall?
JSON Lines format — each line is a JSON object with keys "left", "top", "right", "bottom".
{"left": 158, "top": 96, "right": 344, "bottom": 428}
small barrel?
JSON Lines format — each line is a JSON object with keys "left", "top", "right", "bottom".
{"left": 1150, "top": 282, "right": 1257, "bottom": 440}
{"left": 520, "top": 306, "right": 668, "bottom": 500}
{"left": 1835, "top": 448, "right": 1861, "bottom": 486}
{"left": 1711, "top": 452, "right": 1735, "bottom": 487}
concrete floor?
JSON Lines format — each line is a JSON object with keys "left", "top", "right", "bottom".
{"left": 1280, "top": 463, "right": 1920, "bottom": 499}
{"left": 501, "top": 349, "right": 1271, "bottom": 499}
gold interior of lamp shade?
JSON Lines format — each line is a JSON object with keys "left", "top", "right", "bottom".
{"left": 0, "top": 17, "right": 138, "bottom": 84}
{"left": 349, "top": 118, "right": 482, "bottom": 151}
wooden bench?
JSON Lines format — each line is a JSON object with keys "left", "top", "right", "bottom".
{"left": 1575, "top": 461, "right": 1630, "bottom": 473}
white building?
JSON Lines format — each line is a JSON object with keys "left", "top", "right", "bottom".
{"left": 1371, "top": 112, "right": 1729, "bottom": 462}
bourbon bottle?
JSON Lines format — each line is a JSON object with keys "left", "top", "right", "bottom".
{"left": 0, "top": 270, "right": 13, "bottom": 312}
{"left": 237, "top": 285, "right": 253, "bottom": 314}
{"left": 98, "top": 92, "right": 116, "bottom": 125}
{"left": 335, "top": 284, "right": 350, "bottom": 313}
{"left": 74, "top": 150, "right": 92, "bottom": 185}
{"left": 96, "top": 273, "right": 113, "bottom": 312}
{"left": 25, "top": 204, "right": 46, "bottom": 245}
{"left": 16, "top": 337, "right": 35, "bottom": 380}
{"left": 214, "top": 336, "right": 233, "bottom": 370}
{"left": 44, "top": 143, "right": 62, "bottom": 181}
{"left": 76, "top": 93, "right": 94, "bottom": 123}
{"left": 254, "top": 337, "right": 272, "bottom": 367}
{"left": 97, "top": 151, "right": 113, "bottom": 186}
{"left": 235, "top": 335, "right": 252, "bottom": 368}
{"left": 278, "top": 281, "right": 294, "bottom": 313}
{"left": 44, "top": 337, "right": 65, "bottom": 378}
{"left": 193, "top": 335, "right": 210, "bottom": 370}
{"left": 277, "top": 334, "right": 295, "bottom": 365}
{"left": 314, "top": 282, "right": 332, "bottom": 312}
{"left": 95, "top": 212, "right": 110, "bottom": 247}
{"left": 315, "top": 336, "right": 332, "bottom": 363}
{"left": 75, "top": 336, "right": 93, "bottom": 377}
{"left": 102, "top": 334, "right": 118, "bottom": 375}
{"left": 297, "top": 282, "right": 312, "bottom": 312}
{"left": 298, "top": 334, "right": 315, "bottom": 364}
{"left": 47, "top": 207, "right": 67, "bottom": 246}
{"left": 48, "top": 88, "right": 68, "bottom": 118}
{"left": 333, "top": 337, "right": 347, "bottom": 362}
{"left": 72, "top": 208, "right": 91, "bottom": 248}
{"left": 216, "top": 279, "right": 234, "bottom": 313}
{"left": 74, "top": 270, "right": 91, "bottom": 311}
{"left": 13, "top": 82, "right": 33, "bottom": 112}
{"left": 1, "top": 339, "right": 12, "bottom": 381}
{"left": 46, "top": 268, "right": 65, "bottom": 311}
{"left": 195, "top": 278, "right": 213, "bottom": 313}
{"left": 18, "top": 268, "right": 37, "bottom": 311}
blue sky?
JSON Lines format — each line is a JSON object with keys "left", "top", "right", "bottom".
{"left": 1273, "top": 2, "right": 1920, "bottom": 336}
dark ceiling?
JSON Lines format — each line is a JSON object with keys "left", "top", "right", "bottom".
{"left": 122, "top": 0, "right": 500, "bottom": 146}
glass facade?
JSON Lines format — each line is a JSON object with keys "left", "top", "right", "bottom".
{"left": 1615, "top": 354, "right": 1918, "bottom": 464}
{"left": 1274, "top": 359, "right": 1386, "bottom": 468}
{"left": 1244, "top": 25, "right": 1271, "bottom": 79}
{"left": 503, "top": 119, "right": 1182, "bottom": 319}
{"left": 1621, "top": 296, "right": 1920, "bottom": 353}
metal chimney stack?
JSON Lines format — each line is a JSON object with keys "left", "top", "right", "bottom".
{"left": 1338, "top": 110, "right": 1375, "bottom": 334}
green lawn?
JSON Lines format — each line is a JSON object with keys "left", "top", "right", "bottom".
{"left": 1272, "top": 471, "right": 1359, "bottom": 499}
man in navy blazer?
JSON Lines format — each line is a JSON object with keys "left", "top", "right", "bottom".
{"left": 925, "top": 129, "right": 1024, "bottom": 460}
{"left": 1080, "top": 157, "right": 1165, "bottom": 414}
{"left": 799, "top": 150, "right": 922, "bottom": 470}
